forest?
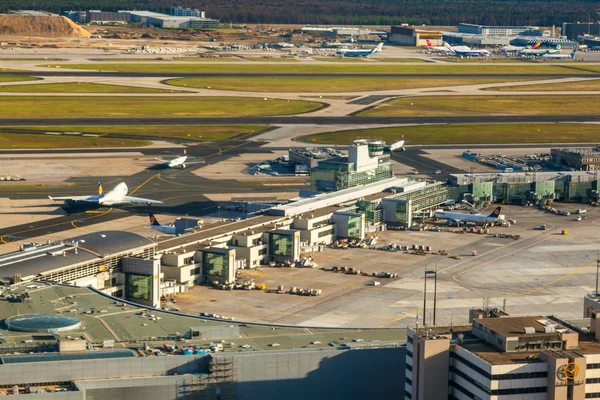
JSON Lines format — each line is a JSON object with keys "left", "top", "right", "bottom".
{"left": 0, "top": 0, "right": 598, "bottom": 27}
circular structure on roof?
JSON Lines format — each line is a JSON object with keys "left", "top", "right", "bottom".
{"left": 5, "top": 314, "right": 81, "bottom": 333}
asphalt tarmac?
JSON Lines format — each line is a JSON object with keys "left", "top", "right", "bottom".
{"left": 2, "top": 115, "right": 600, "bottom": 126}
{"left": 0, "top": 139, "right": 305, "bottom": 244}
{"left": 1, "top": 71, "right": 599, "bottom": 78}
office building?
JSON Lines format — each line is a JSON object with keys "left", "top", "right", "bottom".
{"left": 170, "top": 7, "right": 205, "bottom": 18}
{"left": 406, "top": 306, "right": 600, "bottom": 400}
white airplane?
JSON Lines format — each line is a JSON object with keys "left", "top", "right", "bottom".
{"left": 148, "top": 213, "right": 192, "bottom": 235}
{"left": 542, "top": 49, "right": 577, "bottom": 60}
{"left": 426, "top": 40, "right": 453, "bottom": 54}
{"left": 500, "top": 41, "right": 541, "bottom": 54}
{"left": 434, "top": 206, "right": 504, "bottom": 227}
{"left": 49, "top": 182, "right": 163, "bottom": 206}
{"left": 444, "top": 42, "right": 491, "bottom": 57}
{"left": 499, "top": 45, "right": 526, "bottom": 53}
{"left": 384, "top": 136, "right": 406, "bottom": 152}
{"left": 519, "top": 44, "right": 562, "bottom": 56}
{"left": 336, "top": 43, "right": 383, "bottom": 57}
{"left": 154, "top": 150, "right": 205, "bottom": 169}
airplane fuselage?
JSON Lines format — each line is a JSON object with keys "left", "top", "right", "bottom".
{"left": 168, "top": 156, "right": 188, "bottom": 169}
{"left": 433, "top": 211, "right": 502, "bottom": 225}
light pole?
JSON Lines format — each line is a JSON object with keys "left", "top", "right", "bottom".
{"left": 596, "top": 252, "right": 600, "bottom": 297}
{"left": 218, "top": 205, "right": 221, "bottom": 218}
{"left": 423, "top": 269, "right": 438, "bottom": 327}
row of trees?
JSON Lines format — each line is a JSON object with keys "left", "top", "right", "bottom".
{"left": 0, "top": 0, "right": 598, "bottom": 26}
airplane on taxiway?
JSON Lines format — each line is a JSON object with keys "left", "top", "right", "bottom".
{"left": 49, "top": 182, "right": 163, "bottom": 206}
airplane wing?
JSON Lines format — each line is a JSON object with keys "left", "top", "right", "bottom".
{"left": 183, "top": 161, "right": 205, "bottom": 165}
{"left": 154, "top": 158, "right": 169, "bottom": 163}
{"left": 48, "top": 195, "right": 94, "bottom": 202}
{"left": 122, "top": 196, "right": 164, "bottom": 205}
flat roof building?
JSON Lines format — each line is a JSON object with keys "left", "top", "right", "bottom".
{"left": 458, "top": 23, "right": 542, "bottom": 37}
{"left": 551, "top": 147, "right": 600, "bottom": 172}
{"left": 406, "top": 306, "right": 600, "bottom": 400}
{"left": 562, "top": 22, "right": 600, "bottom": 40}
{"left": 390, "top": 26, "right": 443, "bottom": 46}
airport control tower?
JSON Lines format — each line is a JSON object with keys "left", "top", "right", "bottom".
{"left": 310, "top": 140, "right": 393, "bottom": 192}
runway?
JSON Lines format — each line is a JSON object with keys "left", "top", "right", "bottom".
{"left": 2, "top": 71, "right": 600, "bottom": 78}
{"left": 2, "top": 114, "right": 600, "bottom": 126}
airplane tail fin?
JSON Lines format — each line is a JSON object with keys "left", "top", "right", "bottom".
{"left": 149, "top": 213, "right": 161, "bottom": 226}
{"left": 488, "top": 206, "right": 502, "bottom": 218}
{"left": 98, "top": 181, "right": 104, "bottom": 198}
{"left": 426, "top": 40, "right": 432, "bottom": 47}
{"left": 571, "top": 49, "right": 576, "bottom": 57}
{"left": 532, "top": 41, "right": 541, "bottom": 49}
{"left": 556, "top": 44, "right": 562, "bottom": 50}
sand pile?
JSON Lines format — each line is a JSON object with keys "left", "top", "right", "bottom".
{"left": 0, "top": 14, "right": 91, "bottom": 38}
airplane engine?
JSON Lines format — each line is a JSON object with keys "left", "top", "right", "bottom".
{"left": 182, "top": 164, "right": 186, "bottom": 169}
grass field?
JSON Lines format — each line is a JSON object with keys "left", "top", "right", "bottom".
{"left": 0, "top": 75, "right": 37, "bottom": 83}
{"left": 44, "top": 63, "right": 594, "bottom": 75}
{"left": 372, "top": 58, "right": 429, "bottom": 63}
{"left": 8, "top": 125, "right": 270, "bottom": 142}
{"left": 0, "top": 97, "right": 322, "bottom": 118}
{"left": 166, "top": 76, "right": 532, "bottom": 93}
{"left": 87, "top": 58, "right": 171, "bottom": 62}
{"left": 0, "top": 82, "right": 182, "bottom": 93}
{"left": 487, "top": 78, "right": 600, "bottom": 91}
{"left": 313, "top": 57, "right": 369, "bottom": 63}
{"left": 359, "top": 95, "right": 600, "bottom": 116}
{"left": 0, "top": 133, "right": 150, "bottom": 149}
{"left": 175, "top": 57, "right": 241, "bottom": 62}
{"left": 245, "top": 57, "right": 298, "bottom": 62}
{"left": 305, "top": 123, "right": 600, "bottom": 145}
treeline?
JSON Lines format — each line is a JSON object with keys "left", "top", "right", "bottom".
{"left": 0, "top": 0, "right": 598, "bottom": 27}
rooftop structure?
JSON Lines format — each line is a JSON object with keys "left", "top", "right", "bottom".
{"left": 310, "top": 139, "right": 394, "bottom": 193}
{"left": 5, "top": 314, "right": 81, "bottom": 332}
{"left": 0, "top": 231, "right": 155, "bottom": 284}
{"left": 551, "top": 147, "right": 600, "bottom": 171}
{"left": 0, "top": 283, "right": 404, "bottom": 399}
{"left": 405, "top": 305, "right": 600, "bottom": 400}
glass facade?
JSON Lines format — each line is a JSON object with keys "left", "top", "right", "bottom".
{"left": 347, "top": 215, "right": 363, "bottom": 239}
{"left": 269, "top": 233, "right": 294, "bottom": 257}
{"left": 125, "top": 274, "right": 153, "bottom": 302}
{"left": 203, "top": 251, "right": 229, "bottom": 277}
{"left": 311, "top": 161, "right": 393, "bottom": 192}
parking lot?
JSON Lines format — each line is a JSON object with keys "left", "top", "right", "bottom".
{"left": 176, "top": 204, "right": 600, "bottom": 328}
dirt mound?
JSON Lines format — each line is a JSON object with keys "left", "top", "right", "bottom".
{"left": 0, "top": 14, "right": 90, "bottom": 38}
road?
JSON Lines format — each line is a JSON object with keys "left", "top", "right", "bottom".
{"left": 2, "top": 114, "right": 600, "bottom": 126}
